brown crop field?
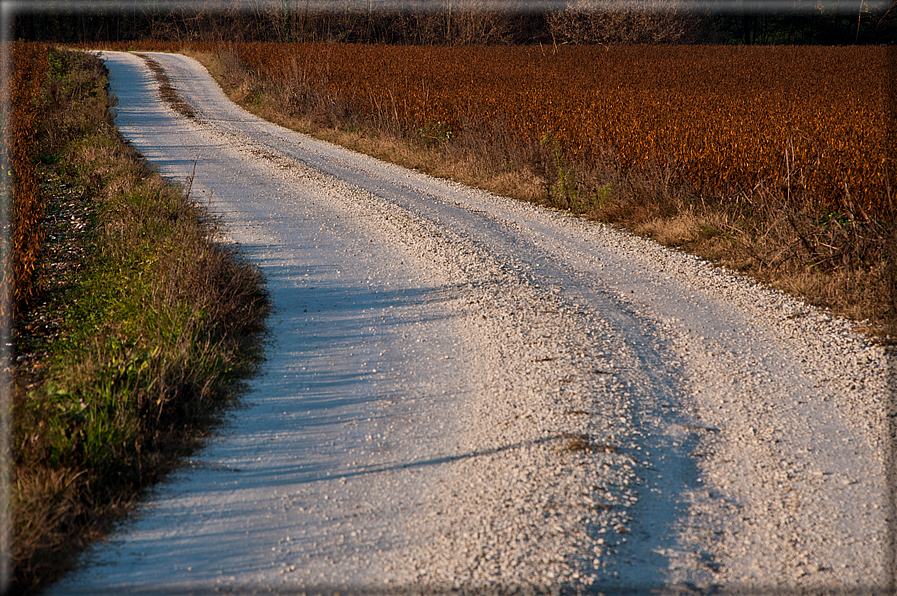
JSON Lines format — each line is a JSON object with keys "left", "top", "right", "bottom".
{"left": 224, "top": 43, "right": 895, "bottom": 219}
{"left": 89, "top": 42, "right": 895, "bottom": 220}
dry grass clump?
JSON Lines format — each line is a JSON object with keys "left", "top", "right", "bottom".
{"left": 11, "top": 49, "right": 269, "bottom": 594}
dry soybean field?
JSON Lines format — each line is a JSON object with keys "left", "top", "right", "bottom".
{"left": 226, "top": 43, "right": 895, "bottom": 217}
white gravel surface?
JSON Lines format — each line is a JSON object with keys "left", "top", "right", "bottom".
{"left": 50, "top": 51, "right": 894, "bottom": 595}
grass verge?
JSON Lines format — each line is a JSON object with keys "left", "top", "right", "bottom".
{"left": 186, "top": 47, "right": 895, "bottom": 341}
{"left": 11, "top": 49, "right": 269, "bottom": 594}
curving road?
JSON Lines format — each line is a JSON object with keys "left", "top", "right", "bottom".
{"left": 52, "top": 51, "right": 893, "bottom": 595}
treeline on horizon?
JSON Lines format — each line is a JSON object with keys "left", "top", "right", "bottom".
{"left": 13, "top": 0, "right": 897, "bottom": 46}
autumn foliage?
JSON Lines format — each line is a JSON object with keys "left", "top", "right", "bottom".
{"left": 225, "top": 43, "right": 895, "bottom": 220}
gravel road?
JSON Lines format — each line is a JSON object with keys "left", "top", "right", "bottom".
{"left": 51, "top": 51, "right": 894, "bottom": 595}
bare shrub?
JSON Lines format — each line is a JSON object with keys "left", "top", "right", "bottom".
{"left": 547, "top": 0, "right": 716, "bottom": 44}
